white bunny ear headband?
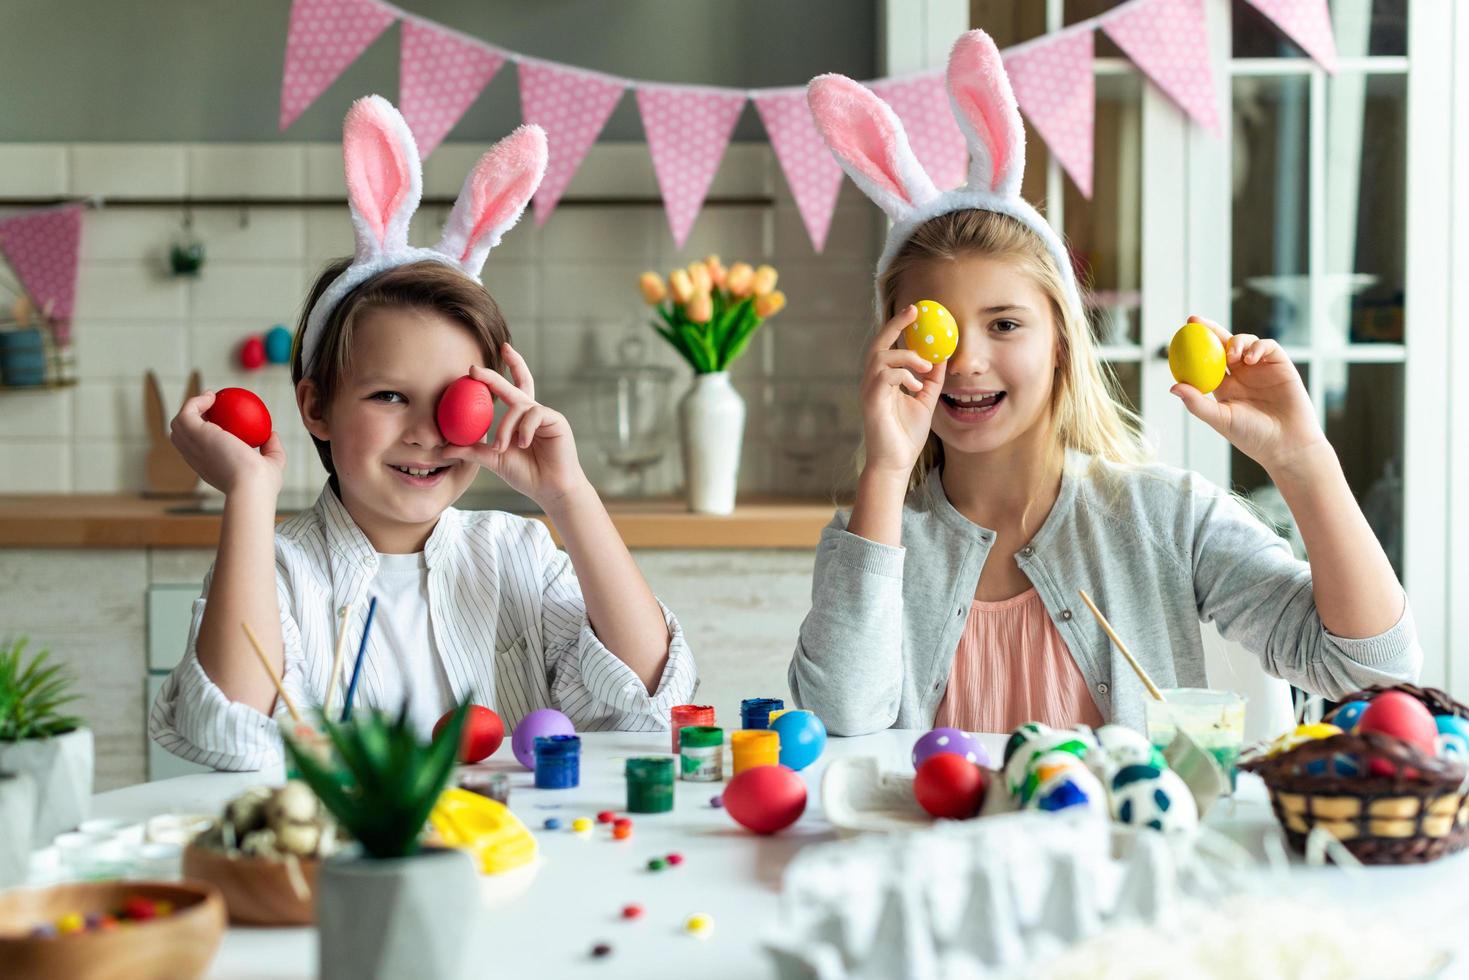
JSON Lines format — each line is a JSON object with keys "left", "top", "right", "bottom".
{"left": 807, "top": 30, "right": 1082, "bottom": 319}
{"left": 298, "top": 95, "right": 548, "bottom": 374}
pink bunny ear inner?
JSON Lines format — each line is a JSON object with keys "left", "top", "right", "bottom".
{"left": 343, "top": 97, "right": 415, "bottom": 245}
{"left": 808, "top": 74, "right": 927, "bottom": 210}
{"left": 948, "top": 31, "right": 1024, "bottom": 193}
{"left": 440, "top": 125, "right": 547, "bottom": 269}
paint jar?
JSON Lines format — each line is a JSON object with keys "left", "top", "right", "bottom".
{"left": 625, "top": 756, "right": 675, "bottom": 813}
{"left": 730, "top": 729, "right": 780, "bottom": 775}
{"left": 670, "top": 704, "right": 716, "bottom": 754}
{"left": 740, "top": 697, "right": 784, "bottom": 730}
{"left": 534, "top": 735, "right": 581, "bottom": 789}
{"left": 679, "top": 726, "right": 724, "bottom": 782}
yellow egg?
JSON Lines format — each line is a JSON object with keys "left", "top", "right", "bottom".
{"left": 1168, "top": 322, "right": 1227, "bottom": 394}
{"left": 905, "top": 300, "right": 958, "bottom": 363}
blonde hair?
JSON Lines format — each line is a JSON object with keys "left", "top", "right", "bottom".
{"left": 875, "top": 209, "right": 1149, "bottom": 490}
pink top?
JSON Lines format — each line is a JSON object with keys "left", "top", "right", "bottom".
{"left": 933, "top": 587, "right": 1104, "bottom": 733}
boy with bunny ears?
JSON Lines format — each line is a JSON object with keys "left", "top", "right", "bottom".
{"left": 790, "top": 31, "right": 1418, "bottom": 737}
{"left": 151, "top": 96, "right": 698, "bottom": 771}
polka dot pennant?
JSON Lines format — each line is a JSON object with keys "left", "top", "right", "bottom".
{"left": 519, "top": 60, "right": 627, "bottom": 226}
{"left": 279, "top": 0, "right": 396, "bottom": 132}
{"left": 869, "top": 72, "right": 968, "bottom": 191}
{"left": 1102, "top": 0, "right": 1220, "bottom": 137}
{"left": 752, "top": 89, "right": 844, "bottom": 253}
{"left": 1241, "top": 0, "right": 1338, "bottom": 73}
{"left": 1004, "top": 30, "right": 1095, "bottom": 199}
{"left": 399, "top": 20, "right": 506, "bottom": 159}
{"left": 0, "top": 206, "right": 83, "bottom": 344}
{"left": 636, "top": 85, "right": 747, "bottom": 248}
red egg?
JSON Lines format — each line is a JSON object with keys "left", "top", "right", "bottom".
{"left": 434, "top": 704, "right": 504, "bottom": 763}
{"left": 204, "top": 387, "right": 272, "bottom": 448}
{"left": 239, "top": 336, "right": 266, "bottom": 370}
{"left": 723, "top": 765, "right": 807, "bottom": 834}
{"left": 914, "top": 753, "right": 986, "bottom": 819}
{"left": 1359, "top": 691, "right": 1437, "bottom": 777}
{"left": 437, "top": 376, "right": 495, "bottom": 446}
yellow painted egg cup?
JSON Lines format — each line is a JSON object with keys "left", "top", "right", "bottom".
{"left": 1168, "top": 322, "right": 1227, "bottom": 394}
{"left": 906, "top": 300, "right": 958, "bottom": 363}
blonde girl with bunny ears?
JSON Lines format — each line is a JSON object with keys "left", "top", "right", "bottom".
{"left": 152, "top": 96, "right": 697, "bottom": 771}
{"left": 789, "top": 31, "right": 1417, "bottom": 737}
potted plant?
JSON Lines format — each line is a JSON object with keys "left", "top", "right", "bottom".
{"left": 0, "top": 769, "right": 35, "bottom": 887}
{"left": 0, "top": 636, "right": 92, "bottom": 843}
{"left": 285, "top": 700, "right": 478, "bottom": 980}
{"left": 638, "top": 256, "right": 787, "bottom": 514}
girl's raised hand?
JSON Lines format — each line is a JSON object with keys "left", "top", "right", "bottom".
{"left": 860, "top": 305, "right": 947, "bottom": 481}
{"left": 169, "top": 390, "right": 286, "bottom": 497}
{"left": 1170, "top": 314, "right": 1325, "bottom": 475}
{"left": 440, "top": 343, "right": 590, "bottom": 508}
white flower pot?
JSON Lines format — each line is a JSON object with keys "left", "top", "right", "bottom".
{"left": 0, "top": 727, "right": 92, "bottom": 843}
{"left": 0, "top": 770, "right": 36, "bottom": 887}
{"left": 317, "top": 846, "right": 480, "bottom": 980}
{"left": 678, "top": 371, "right": 745, "bottom": 515}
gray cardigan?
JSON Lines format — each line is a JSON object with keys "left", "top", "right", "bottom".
{"left": 789, "top": 452, "right": 1421, "bottom": 736}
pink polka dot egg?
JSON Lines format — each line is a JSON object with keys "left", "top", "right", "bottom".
{"left": 906, "top": 300, "right": 958, "bottom": 363}
{"left": 913, "top": 727, "right": 990, "bottom": 771}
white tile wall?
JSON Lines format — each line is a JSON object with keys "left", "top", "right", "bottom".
{"left": 0, "top": 140, "right": 881, "bottom": 496}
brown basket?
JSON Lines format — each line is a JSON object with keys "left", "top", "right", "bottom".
{"left": 1239, "top": 684, "right": 1469, "bottom": 864}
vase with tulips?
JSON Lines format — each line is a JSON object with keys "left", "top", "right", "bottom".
{"left": 637, "top": 256, "right": 786, "bottom": 514}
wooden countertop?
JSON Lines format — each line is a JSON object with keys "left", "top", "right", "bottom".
{"left": 0, "top": 494, "right": 836, "bottom": 550}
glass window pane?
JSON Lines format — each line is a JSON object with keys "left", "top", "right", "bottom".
{"left": 1233, "top": 0, "right": 1406, "bottom": 59}
{"left": 1065, "top": 1, "right": 1128, "bottom": 58}
{"left": 1232, "top": 74, "right": 1310, "bottom": 345}
{"left": 969, "top": 1, "right": 1048, "bottom": 46}
{"left": 1326, "top": 73, "right": 1406, "bottom": 347}
{"left": 1105, "top": 360, "right": 1141, "bottom": 417}
{"left": 1324, "top": 362, "right": 1404, "bottom": 575}
{"left": 1230, "top": 362, "right": 1311, "bottom": 558}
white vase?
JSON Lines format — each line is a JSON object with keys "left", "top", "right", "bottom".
{"left": 318, "top": 847, "right": 480, "bottom": 980}
{"left": 0, "top": 770, "right": 35, "bottom": 887}
{"left": 678, "top": 371, "right": 745, "bottom": 515}
{"left": 0, "top": 727, "right": 92, "bottom": 843}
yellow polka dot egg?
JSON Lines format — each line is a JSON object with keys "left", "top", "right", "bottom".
{"left": 906, "top": 300, "right": 958, "bottom": 363}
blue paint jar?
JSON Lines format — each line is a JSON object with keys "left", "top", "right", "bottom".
{"left": 534, "top": 734, "right": 581, "bottom": 789}
{"left": 740, "top": 697, "right": 785, "bottom": 730}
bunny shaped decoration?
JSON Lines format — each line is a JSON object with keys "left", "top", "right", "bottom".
{"left": 298, "top": 95, "right": 547, "bottom": 374}
{"left": 144, "top": 369, "right": 202, "bottom": 497}
{"left": 806, "top": 30, "right": 1082, "bottom": 320}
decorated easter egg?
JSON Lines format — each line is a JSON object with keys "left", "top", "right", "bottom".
{"left": 436, "top": 376, "right": 495, "bottom": 446}
{"left": 1168, "top": 322, "right": 1226, "bottom": 394}
{"left": 913, "top": 727, "right": 990, "bottom": 771}
{"left": 771, "top": 710, "right": 827, "bottom": 771}
{"left": 1025, "top": 759, "right": 1108, "bottom": 818}
{"left": 204, "top": 387, "right": 272, "bottom": 448}
{"left": 511, "top": 708, "right": 574, "bottom": 770}
{"left": 435, "top": 704, "right": 504, "bottom": 763}
{"left": 1092, "top": 724, "right": 1163, "bottom": 774}
{"left": 1435, "top": 715, "right": 1469, "bottom": 761}
{"left": 1017, "top": 750, "right": 1093, "bottom": 807}
{"left": 905, "top": 300, "right": 958, "bottom": 363}
{"left": 724, "top": 764, "right": 807, "bottom": 834}
{"left": 1109, "top": 762, "right": 1198, "bottom": 833}
{"left": 1004, "top": 729, "right": 1093, "bottom": 799}
{"left": 1330, "top": 700, "right": 1369, "bottom": 733}
{"left": 264, "top": 324, "right": 293, "bottom": 365}
{"left": 239, "top": 336, "right": 267, "bottom": 371}
{"left": 914, "top": 753, "right": 986, "bottom": 820}
{"left": 1003, "top": 722, "right": 1051, "bottom": 767}
{"left": 1359, "top": 691, "right": 1437, "bottom": 776}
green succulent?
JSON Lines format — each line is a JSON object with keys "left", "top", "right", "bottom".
{"left": 0, "top": 636, "right": 83, "bottom": 742}
{"left": 283, "top": 698, "right": 469, "bottom": 860}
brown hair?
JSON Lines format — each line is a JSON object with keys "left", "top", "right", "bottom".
{"left": 875, "top": 209, "right": 1148, "bottom": 492}
{"left": 291, "top": 259, "right": 511, "bottom": 476}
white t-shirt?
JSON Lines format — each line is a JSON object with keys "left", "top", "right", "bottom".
{"left": 364, "top": 550, "right": 454, "bottom": 738}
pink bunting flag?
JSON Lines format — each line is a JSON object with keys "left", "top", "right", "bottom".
{"left": 869, "top": 72, "right": 968, "bottom": 190}
{"left": 279, "top": 0, "right": 396, "bottom": 131}
{"left": 636, "top": 85, "right": 747, "bottom": 248}
{"left": 0, "top": 205, "right": 84, "bottom": 344}
{"left": 1104, "top": 0, "right": 1221, "bottom": 137}
{"left": 519, "top": 61, "right": 626, "bottom": 226}
{"left": 1241, "top": 0, "right": 1338, "bottom": 73}
{"left": 752, "top": 89, "right": 844, "bottom": 252}
{"left": 1005, "top": 30, "right": 1096, "bottom": 198}
{"left": 399, "top": 20, "right": 505, "bottom": 158}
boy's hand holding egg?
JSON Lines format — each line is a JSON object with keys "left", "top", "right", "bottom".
{"left": 170, "top": 387, "right": 285, "bottom": 496}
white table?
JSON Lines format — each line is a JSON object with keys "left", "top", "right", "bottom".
{"left": 71, "top": 731, "right": 1469, "bottom": 978}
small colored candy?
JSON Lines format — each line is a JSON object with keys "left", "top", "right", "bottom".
{"left": 123, "top": 896, "right": 157, "bottom": 921}
{"left": 710, "top": 795, "right": 723, "bottom": 808}
{"left": 684, "top": 913, "right": 714, "bottom": 938}
{"left": 96, "top": 914, "right": 119, "bottom": 931}
{"left": 571, "top": 817, "right": 593, "bottom": 834}
{"left": 648, "top": 857, "right": 667, "bottom": 871}
{"left": 591, "top": 942, "right": 613, "bottom": 958}
{"left": 544, "top": 817, "right": 563, "bottom": 830}
{"left": 622, "top": 904, "right": 643, "bottom": 920}
{"left": 57, "top": 912, "right": 85, "bottom": 934}
{"left": 597, "top": 810, "right": 616, "bottom": 824}
{"left": 613, "top": 817, "right": 632, "bottom": 831}
{"left": 612, "top": 823, "right": 632, "bottom": 841}
{"left": 666, "top": 852, "right": 684, "bottom": 866}
{"left": 30, "top": 923, "right": 57, "bottom": 938}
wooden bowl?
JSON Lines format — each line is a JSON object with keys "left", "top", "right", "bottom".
{"left": 0, "top": 880, "right": 225, "bottom": 980}
{"left": 182, "top": 841, "right": 320, "bottom": 925}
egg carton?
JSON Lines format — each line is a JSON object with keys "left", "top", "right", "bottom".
{"left": 764, "top": 810, "right": 1248, "bottom": 980}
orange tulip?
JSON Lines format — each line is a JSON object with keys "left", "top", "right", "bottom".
{"left": 687, "top": 290, "right": 713, "bottom": 324}
{"left": 755, "top": 290, "right": 786, "bottom": 318}
{"left": 639, "top": 271, "right": 667, "bottom": 305}
{"left": 752, "top": 265, "right": 779, "bottom": 297}
{"left": 726, "top": 262, "right": 754, "bottom": 297}
{"left": 669, "top": 268, "right": 694, "bottom": 304}
{"left": 705, "top": 254, "right": 727, "bottom": 288}
{"left": 688, "top": 262, "right": 712, "bottom": 294}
